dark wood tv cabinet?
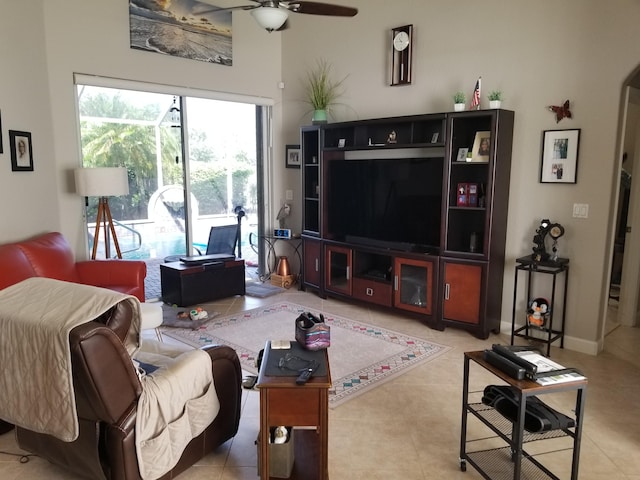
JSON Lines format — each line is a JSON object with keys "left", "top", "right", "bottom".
{"left": 300, "top": 110, "right": 514, "bottom": 339}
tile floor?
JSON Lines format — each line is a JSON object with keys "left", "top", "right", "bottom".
{"left": 1, "top": 288, "right": 639, "bottom": 479}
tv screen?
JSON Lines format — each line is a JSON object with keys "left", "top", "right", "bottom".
{"left": 326, "top": 157, "right": 443, "bottom": 252}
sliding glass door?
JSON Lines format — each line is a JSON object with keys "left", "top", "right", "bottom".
{"left": 76, "top": 83, "right": 264, "bottom": 299}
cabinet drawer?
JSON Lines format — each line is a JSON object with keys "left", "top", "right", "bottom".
{"left": 352, "top": 278, "right": 392, "bottom": 306}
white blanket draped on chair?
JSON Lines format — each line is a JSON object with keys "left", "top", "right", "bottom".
{"left": 0, "top": 277, "right": 141, "bottom": 442}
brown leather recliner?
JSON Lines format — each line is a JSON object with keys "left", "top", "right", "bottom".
{"left": 14, "top": 300, "right": 242, "bottom": 480}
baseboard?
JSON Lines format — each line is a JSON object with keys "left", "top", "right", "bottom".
{"left": 499, "top": 321, "right": 600, "bottom": 356}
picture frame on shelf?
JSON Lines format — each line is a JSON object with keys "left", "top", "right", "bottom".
{"left": 457, "top": 147, "right": 469, "bottom": 162}
{"left": 431, "top": 132, "right": 439, "bottom": 143}
{"left": 471, "top": 131, "right": 491, "bottom": 162}
{"left": 285, "top": 144, "right": 301, "bottom": 169}
{"left": 540, "top": 129, "right": 580, "bottom": 183}
{"left": 9, "top": 130, "right": 33, "bottom": 172}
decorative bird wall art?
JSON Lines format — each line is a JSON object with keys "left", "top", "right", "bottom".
{"left": 548, "top": 100, "right": 572, "bottom": 123}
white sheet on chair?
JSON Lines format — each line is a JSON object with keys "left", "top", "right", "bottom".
{"left": 135, "top": 348, "right": 219, "bottom": 480}
{"left": 0, "top": 277, "right": 140, "bottom": 442}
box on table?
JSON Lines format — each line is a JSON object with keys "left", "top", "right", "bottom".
{"left": 270, "top": 273, "right": 296, "bottom": 289}
{"left": 257, "top": 427, "right": 295, "bottom": 478}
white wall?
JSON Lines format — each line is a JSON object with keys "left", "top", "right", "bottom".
{"left": 0, "top": 0, "right": 284, "bottom": 249}
{"left": 0, "top": 1, "right": 59, "bottom": 240}
{"left": 280, "top": 0, "right": 640, "bottom": 352}
{"left": 2, "top": 0, "right": 639, "bottom": 352}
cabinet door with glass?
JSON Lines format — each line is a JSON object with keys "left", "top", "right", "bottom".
{"left": 301, "top": 125, "right": 321, "bottom": 235}
{"left": 394, "top": 257, "right": 434, "bottom": 315}
{"left": 325, "top": 244, "right": 352, "bottom": 296}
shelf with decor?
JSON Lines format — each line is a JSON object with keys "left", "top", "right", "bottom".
{"left": 300, "top": 109, "right": 514, "bottom": 338}
{"left": 322, "top": 114, "right": 446, "bottom": 150}
{"left": 510, "top": 256, "right": 570, "bottom": 357}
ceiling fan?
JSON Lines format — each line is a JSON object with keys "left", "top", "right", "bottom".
{"left": 197, "top": 1, "right": 358, "bottom": 32}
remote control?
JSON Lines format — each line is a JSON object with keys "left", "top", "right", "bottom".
{"left": 296, "top": 368, "right": 314, "bottom": 385}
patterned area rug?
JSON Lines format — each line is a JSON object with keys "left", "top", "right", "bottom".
{"left": 162, "top": 302, "right": 451, "bottom": 407}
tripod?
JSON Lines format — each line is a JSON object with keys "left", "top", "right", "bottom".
{"left": 91, "top": 197, "right": 122, "bottom": 260}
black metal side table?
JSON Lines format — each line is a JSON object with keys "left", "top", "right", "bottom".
{"left": 510, "top": 256, "right": 569, "bottom": 356}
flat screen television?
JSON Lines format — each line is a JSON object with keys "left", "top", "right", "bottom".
{"left": 326, "top": 156, "right": 443, "bottom": 253}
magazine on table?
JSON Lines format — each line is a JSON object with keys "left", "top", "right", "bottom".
{"left": 514, "top": 351, "right": 586, "bottom": 385}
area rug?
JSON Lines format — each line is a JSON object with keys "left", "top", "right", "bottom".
{"left": 161, "top": 301, "right": 451, "bottom": 407}
{"left": 245, "top": 282, "right": 285, "bottom": 298}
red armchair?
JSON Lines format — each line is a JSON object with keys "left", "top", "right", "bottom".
{"left": 0, "top": 232, "right": 146, "bottom": 301}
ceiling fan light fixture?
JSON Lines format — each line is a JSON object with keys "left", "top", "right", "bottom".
{"left": 251, "top": 7, "right": 289, "bottom": 31}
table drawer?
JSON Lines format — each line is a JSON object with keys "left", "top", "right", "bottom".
{"left": 266, "top": 388, "right": 322, "bottom": 426}
{"left": 352, "top": 278, "right": 392, "bottom": 307}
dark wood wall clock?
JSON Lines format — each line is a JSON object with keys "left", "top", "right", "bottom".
{"left": 391, "top": 24, "right": 413, "bottom": 86}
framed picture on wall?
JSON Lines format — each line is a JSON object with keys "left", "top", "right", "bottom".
{"left": 285, "top": 144, "right": 301, "bottom": 169}
{"left": 9, "top": 130, "right": 33, "bottom": 172}
{"left": 540, "top": 129, "right": 580, "bottom": 183}
{"left": 0, "top": 110, "right": 3, "bottom": 154}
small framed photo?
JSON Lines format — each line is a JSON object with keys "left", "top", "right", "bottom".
{"left": 9, "top": 130, "right": 33, "bottom": 172}
{"left": 338, "top": 138, "right": 346, "bottom": 148}
{"left": 540, "top": 129, "right": 580, "bottom": 183}
{"left": 471, "top": 131, "right": 491, "bottom": 162}
{"left": 456, "top": 147, "right": 469, "bottom": 162}
{"left": 285, "top": 144, "right": 301, "bottom": 169}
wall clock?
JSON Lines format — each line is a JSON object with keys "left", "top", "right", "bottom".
{"left": 391, "top": 24, "right": 413, "bottom": 86}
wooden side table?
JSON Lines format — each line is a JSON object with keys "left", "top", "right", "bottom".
{"left": 257, "top": 341, "right": 332, "bottom": 480}
{"left": 460, "top": 350, "right": 587, "bottom": 479}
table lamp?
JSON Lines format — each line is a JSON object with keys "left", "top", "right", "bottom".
{"left": 75, "top": 167, "right": 129, "bottom": 259}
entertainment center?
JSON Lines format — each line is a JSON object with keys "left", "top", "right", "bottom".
{"left": 300, "top": 109, "right": 514, "bottom": 339}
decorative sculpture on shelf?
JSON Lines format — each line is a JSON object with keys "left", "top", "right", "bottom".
{"left": 276, "top": 203, "right": 291, "bottom": 229}
{"left": 531, "top": 218, "right": 551, "bottom": 262}
{"left": 531, "top": 219, "right": 565, "bottom": 263}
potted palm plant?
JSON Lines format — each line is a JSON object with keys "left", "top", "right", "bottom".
{"left": 305, "top": 59, "right": 346, "bottom": 124}
{"left": 453, "top": 92, "right": 466, "bottom": 112}
{"left": 488, "top": 90, "right": 503, "bottom": 109}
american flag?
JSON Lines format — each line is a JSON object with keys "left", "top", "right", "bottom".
{"left": 470, "top": 77, "right": 481, "bottom": 109}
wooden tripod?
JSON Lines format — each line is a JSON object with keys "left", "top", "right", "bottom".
{"left": 91, "top": 197, "right": 122, "bottom": 260}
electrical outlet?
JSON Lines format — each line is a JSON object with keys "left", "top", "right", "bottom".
{"left": 285, "top": 189, "right": 293, "bottom": 201}
{"left": 572, "top": 203, "right": 589, "bottom": 218}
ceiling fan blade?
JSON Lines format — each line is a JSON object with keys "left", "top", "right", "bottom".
{"left": 284, "top": 1, "right": 358, "bottom": 17}
{"left": 193, "top": 4, "right": 259, "bottom": 15}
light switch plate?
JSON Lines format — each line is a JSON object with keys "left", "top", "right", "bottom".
{"left": 572, "top": 203, "right": 589, "bottom": 218}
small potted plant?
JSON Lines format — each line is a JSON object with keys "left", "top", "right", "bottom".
{"left": 488, "top": 90, "right": 503, "bottom": 109}
{"left": 305, "top": 58, "right": 346, "bottom": 124}
{"left": 453, "top": 92, "right": 466, "bottom": 112}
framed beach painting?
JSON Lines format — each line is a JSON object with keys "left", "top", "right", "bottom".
{"left": 129, "top": 0, "right": 233, "bottom": 66}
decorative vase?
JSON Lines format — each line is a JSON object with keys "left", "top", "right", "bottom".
{"left": 312, "top": 109, "right": 328, "bottom": 124}
{"left": 276, "top": 256, "right": 290, "bottom": 276}
{"left": 454, "top": 103, "right": 466, "bottom": 112}
{"left": 490, "top": 100, "right": 502, "bottom": 109}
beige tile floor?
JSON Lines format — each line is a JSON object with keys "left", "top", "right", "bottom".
{"left": 1, "top": 288, "right": 639, "bottom": 479}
